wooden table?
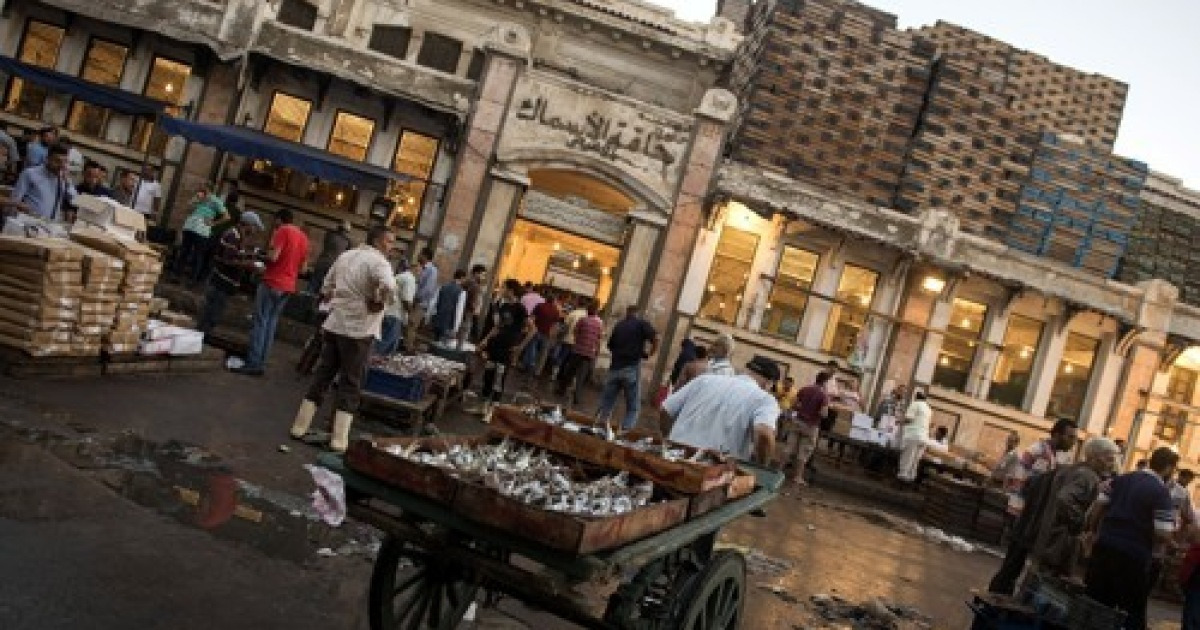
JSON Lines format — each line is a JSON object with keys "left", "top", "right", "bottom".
{"left": 360, "top": 391, "right": 439, "bottom": 435}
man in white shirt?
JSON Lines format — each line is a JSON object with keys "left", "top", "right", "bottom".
{"left": 375, "top": 256, "right": 417, "bottom": 356}
{"left": 660, "top": 356, "right": 781, "bottom": 464}
{"left": 131, "top": 165, "right": 163, "bottom": 219}
{"left": 289, "top": 226, "right": 398, "bottom": 453}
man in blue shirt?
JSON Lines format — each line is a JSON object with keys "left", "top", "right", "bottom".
{"left": 24, "top": 126, "right": 57, "bottom": 168}
{"left": 1084, "top": 446, "right": 1180, "bottom": 630}
{"left": 597, "top": 304, "right": 658, "bottom": 430}
{"left": 10, "top": 143, "right": 75, "bottom": 221}
{"left": 409, "top": 247, "right": 438, "bottom": 348}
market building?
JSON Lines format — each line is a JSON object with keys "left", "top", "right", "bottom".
{"left": 0, "top": 0, "right": 741, "bottom": 304}
{"left": 665, "top": 0, "right": 1200, "bottom": 470}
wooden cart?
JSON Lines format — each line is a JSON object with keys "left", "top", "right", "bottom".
{"left": 318, "top": 451, "right": 782, "bottom": 630}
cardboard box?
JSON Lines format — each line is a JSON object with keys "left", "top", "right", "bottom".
{"left": 169, "top": 330, "right": 204, "bottom": 356}
{"left": 72, "top": 195, "right": 146, "bottom": 242}
{"left": 138, "top": 338, "right": 173, "bottom": 355}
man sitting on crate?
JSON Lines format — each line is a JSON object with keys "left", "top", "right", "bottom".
{"left": 289, "top": 225, "right": 398, "bottom": 452}
{"left": 658, "top": 356, "right": 780, "bottom": 466}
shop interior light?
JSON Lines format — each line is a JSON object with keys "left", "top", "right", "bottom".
{"left": 602, "top": 267, "right": 610, "bottom": 275}
{"left": 708, "top": 284, "right": 716, "bottom": 292}
{"left": 961, "top": 318, "right": 971, "bottom": 328}
{"left": 1064, "top": 363, "right": 1075, "bottom": 374}
{"left": 939, "top": 355, "right": 949, "bottom": 366}
{"left": 1019, "top": 347, "right": 1031, "bottom": 359}
{"left": 572, "top": 259, "right": 580, "bottom": 269}
{"left": 552, "top": 242, "right": 561, "bottom": 251}
{"left": 922, "top": 276, "right": 946, "bottom": 293}
{"left": 859, "top": 295, "right": 870, "bottom": 306}
{"left": 165, "top": 83, "right": 175, "bottom": 94}
{"left": 585, "top": 251, "right": 593, "bottom": 260}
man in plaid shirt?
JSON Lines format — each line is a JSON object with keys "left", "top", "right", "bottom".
{"left": 1004, "top": 419, "right": 1079, "bottom": 517}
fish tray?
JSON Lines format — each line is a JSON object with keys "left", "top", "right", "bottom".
{"left": 344, "top": 435, "right": 494, "bottom": 504}
{"left": 489, "top": 406, "right": 737, "bottom": 495}
{"left": 452, "top": 477, "right": 690, "bottom": 555}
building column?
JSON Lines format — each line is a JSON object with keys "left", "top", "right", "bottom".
{"left": 1082, "top": 333, "right": 1122, "bottom": 435}
{"left": 861, "top": 258, "right": 910, "bottom": 404}
{"left": 462, "top": 168, "right": 527, "bottom": 278}
{"left": 971, "top": 291, "right": 1018, "bottom": 399}
{"left": 642, "top": 89, "right": 737, "bottom": 334}
{"left": 1028, "top": 309, "right": 1072, "bottom": 417}
{"left": 610, "top": 221, "right": 660, "bottom": 316}
{"left": 912, "top": 282, "right": 959, "bottom": 387}
{"left": 433, "top": 24, "right": 530, "bottom": 276}
{"left": 797, "top": 240, "right": 845, "bottom": 351}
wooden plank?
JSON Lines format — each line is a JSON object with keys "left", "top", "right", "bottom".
{"left": 489, "top": 407, "right": 738, "bottom": 495}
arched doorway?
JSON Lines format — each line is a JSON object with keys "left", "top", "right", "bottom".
{"left": 495, "top": 169, "right": 636, "bottom": 309}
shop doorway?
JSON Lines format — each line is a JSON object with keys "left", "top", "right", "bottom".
{"left": 497, "top": 219, "right": 619, "bottom": 308}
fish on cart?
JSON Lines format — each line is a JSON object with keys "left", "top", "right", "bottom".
{"left": 382, "top": 438, "right": 657, "bottom": 517}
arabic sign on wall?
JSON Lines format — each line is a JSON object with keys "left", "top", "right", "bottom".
{"left": 498, "top": 72, "right": 694, "bottom": 210}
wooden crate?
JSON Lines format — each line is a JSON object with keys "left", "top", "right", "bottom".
{"left": 452, "top": 478, "right": 690, "bottom": 555}
{"left": 489, "top": 406, "right": 738, "bottom": 495}
{"left": 344, "top": 435, "right": 493, "bottom": 504}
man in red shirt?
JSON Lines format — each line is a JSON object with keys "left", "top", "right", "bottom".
{"left": 233, "top": 208, "right": 310, "bottom": 376}
{"left": 525, "top": 293, "right": 562, "bottom": 376}
{"left": 782, "top": 371, "right": 831, "bottom": 488}
{"left": 554, "top": 301, "right": 604, "bottom": 405}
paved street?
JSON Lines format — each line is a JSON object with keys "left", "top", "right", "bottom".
{"left": 0, "top": 351, "right": 1182, "bottom": 629}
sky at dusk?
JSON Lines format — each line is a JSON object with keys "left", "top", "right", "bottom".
{"left": 654, "top": 0, "right": 1200, "bottom": 188}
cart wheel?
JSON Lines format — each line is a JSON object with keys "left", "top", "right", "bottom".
{"left": 672, "top": 552, "right": 746, "bottom": 630}
{"left": 369, "top": 534, "right": 478, "bottom": 630}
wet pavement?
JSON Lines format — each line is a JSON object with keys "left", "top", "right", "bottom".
{"left": 0, "top": 344, "right": 1186, "bottom": 629}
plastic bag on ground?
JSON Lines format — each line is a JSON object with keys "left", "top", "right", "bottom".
{"left": 306, "top": 464, "right": 347, "bottom": 526}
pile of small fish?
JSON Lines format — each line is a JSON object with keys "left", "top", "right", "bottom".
{"left": 383, "top": 438, "right": 656, "bottom": 517}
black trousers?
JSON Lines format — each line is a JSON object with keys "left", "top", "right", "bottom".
{"left": 988, "top": 540, "right": 1031, "bottom": 596}
{"left": 306, "top": 331, "right": 373, "bottom": 413}
{"left": 1086, "top": 542, "right": 1150, "bottom": 630}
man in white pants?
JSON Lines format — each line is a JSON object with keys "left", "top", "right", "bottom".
{"left": 897, "top": 389, "right": 932, "bottom": 483}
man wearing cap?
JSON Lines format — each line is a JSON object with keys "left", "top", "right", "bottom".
{"left": 197, "top": 211, "right": 265, "bottom": 335}
{"left": 659, "top": 356, "right": 780, "bottom": 465}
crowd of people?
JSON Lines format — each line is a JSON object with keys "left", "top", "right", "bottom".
{"left": 1, "top": 125, "right": 164, "bottom": 223}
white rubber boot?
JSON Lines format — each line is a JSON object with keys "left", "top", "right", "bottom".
{"left": 330, "top": 410, "right": 354, "bottom": 453}
{"left": 290, "top": 399, "right": 318, "bottom": 439}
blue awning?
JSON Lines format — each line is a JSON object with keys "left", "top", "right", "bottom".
{"left": 158, "top": 116, "right": 408, "bottom": 192}
{"left": 0, "top": 54, "right": 166, "bottom": 116}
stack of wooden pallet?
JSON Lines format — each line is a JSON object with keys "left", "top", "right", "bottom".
{"left": 70, "top": 227, "right": 164, "bottom": 354}
{"left": 726, "top": 0, "right": 934, "bottom": 207}
{"left": 0, "top": 236, "right": 91, "bottom": 357}
{"left": 894, "top": 56, "right": 1039, "bottom": 237}
{"left": 912, "top": 20, "right": 1128, "bottom": 150}
{"left": 1118, "top": 172, "right": 1200, "bottom": 304}
{"left": 1004, "top": 132, "right": 1148, "bottom": 277}
{"left": 74, "top": 244, "right": 127, "bottom": 354}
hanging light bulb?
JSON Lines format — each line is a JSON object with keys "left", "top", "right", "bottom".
{"left": 602, "top": 267, "right": 610, "bottom": 275}
{"left": 553, "top": 242, "right": 561, "bottom": 251}
{"left": 961, "top": 318, "right": 971, "bottom": 328}
{"left": 1019, "top": 347, "right": 1031, "bottom": 359}
{"left": 572, "top": 259, "right": 580, "bottom": 269}
{"left": 585, "top": 251, "right": 593, "bottom": 260}
{"left": 940, "top": 355, "right": 950, "bottom": 366}
{"left": 859, "top": 294, "right": 870, "bottom": 306}
{"left": 164, "top": 82, "right": 175, "bottom": 94}
{"left": 708, "top": 284, "right": 716, "bottom": 292}
{"left": 1064, "top": 363, "right": 1074, "bottom": 374}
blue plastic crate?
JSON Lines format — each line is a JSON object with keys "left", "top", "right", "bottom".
{"left": 364, "top": 369, "right": 428, "bottom": 402}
